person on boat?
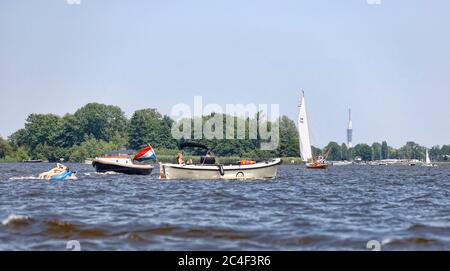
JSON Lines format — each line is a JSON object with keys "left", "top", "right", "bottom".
{"left": 312, "top": 156, "right": 327, "bottom": 167}
{"left": 57, "top": 163, "right": 69, "bottom": 170}
{"left": 176, "top": 152, "right": 192, "bottom": 165}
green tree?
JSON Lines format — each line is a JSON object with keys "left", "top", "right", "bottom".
{"left": 68, "top": 137, "right": 121, "bottom": 162}
{"left": 0, "top": 137, "right": 13, "bottom": 158}
{"left": 9, "top": 114, "right": 62, "bottom": 159}
{"left": 8, "top": 128, "right": 28, "bottom": 148}
{"left": 55, "top": 114, "right": 82, "bottom": 147}
{"left": 311, "top": 146, "right": 322, "bottom": 157}
{"left": 277, "top": 116, "right": 299, "bottom": 157}
{"left": 32, "top": 144, "right": 69, "bottom": 162}
{"left": 74, "top": 103, "right": 128, "bottom": 143}
{"left": 348, "top": 147, "right": 354, "bottom": 160}
{"left": 441, "top": 145, "right": 450, "bottom": 155}
{"left": 5, "top": 146, "right": 30, "bottom": 162}
{"left": 189, "top": 114, "right": 261, "bottom": 157}
{"left": 388, "top": 146, "right": 398, "bottom": 159}
{"left": 371, "top": 142, "right": 382, "bottom": 160}
{"left": 324, "top": 141, "right": 341, "bottom": 161}
{"left": 381, "top": 141, "right": 388, "bottom": 160}
{"left": 353, "top": 144, "right": 373, "bottom": 161}
{"left": 429, "top": 145, "right": 440, "bottom": 161}
{"left": 340, "top": 143, "right": 349, "bottom": 161}
{"left": 128, "top": 108, "right": 176, "bottom": 150}
{"left": 441, "top": 145, "right": 450, "bottom": 161}
{"left": 397, "top": 141, "right": 424, "bottom": 160}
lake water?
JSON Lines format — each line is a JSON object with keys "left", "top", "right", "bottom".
{"left": 0, "top": 163, "right": 449, "bottom": 251}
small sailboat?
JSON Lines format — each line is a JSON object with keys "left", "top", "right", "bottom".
{"left": 307, "top": 150, "right": 330, "bottom": 169}
{"left": 306, "top": 157, "right": 329, "bottom": 169}
{"left": 423, "top": 149, "right": 434, "bottom": 167}
{"left": 298, "top": 90, "right": 329, "bottom": 169}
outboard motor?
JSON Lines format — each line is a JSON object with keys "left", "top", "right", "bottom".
{"left": 218, "top": 165, "right": 225, "bottom": 176}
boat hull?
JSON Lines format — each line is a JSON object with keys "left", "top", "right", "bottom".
{"left": 306, "top": 162, "right": 329, "bottom": 169}
{"left": 160, "top": 159, "right": 282, "bottom": 180}
{"left": 23, "top": 160, "right": 44, "bottom": 163}
{"left": 92, "top": 159, "right": 153, "bottom": 175}
{"left": 306, "top": 164, "right": 328, "bottom": 169}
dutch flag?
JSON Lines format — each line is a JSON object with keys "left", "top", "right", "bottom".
{"left": 133, "top": 145, "right": 157, "bottom": 161}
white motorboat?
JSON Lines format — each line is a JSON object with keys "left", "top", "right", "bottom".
{"left": 159, "top": 143, "right": 282, "bottom": 180}
{"left": 160, "top": 159, "right": 281, "bottom": 180}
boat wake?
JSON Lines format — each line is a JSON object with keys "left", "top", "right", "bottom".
{"left": 64, "top": 176, "right": 78, "bottom": 181}
{"left": 96, "top": 171, "right": 121, "bottom": 175}
{"left": 8, "top": 175, "right": 78, "bottom": 181}
{"left": 8, "top": 176, "right": 40, "bottom": 181}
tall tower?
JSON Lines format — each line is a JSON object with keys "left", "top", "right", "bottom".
{"left": 347, "top": 109, "right": 353, "bottom": 148}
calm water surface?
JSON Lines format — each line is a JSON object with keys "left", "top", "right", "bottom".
{"left": 0, "top": 163, "right": 449, "bottom": 250}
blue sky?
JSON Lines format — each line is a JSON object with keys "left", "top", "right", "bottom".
{"left": 1, "top": 0, "right": 449, "bottom": 147}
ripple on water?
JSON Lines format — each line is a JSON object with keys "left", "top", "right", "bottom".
{"left": 384, "top": 237, "right": 442, "bottom": 247}
{"left": 407, "top": 223, "right": 450, "bottom": 235}
{"left": 2, "top": 214, "right": 34, "bottom": 227}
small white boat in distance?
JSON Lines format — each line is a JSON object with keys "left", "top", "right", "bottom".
{"left": 423, "top": 149, "right": 434, "bottom": 167}
{"left": 159, "top": 143, "right": 282, "bottom": 180}
{"left": 332, "top": 161, "right": 353, "bottom": 166}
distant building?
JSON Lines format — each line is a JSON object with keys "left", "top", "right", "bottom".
{"left": 347, "top": 109, "right": 353, "bottom": 148}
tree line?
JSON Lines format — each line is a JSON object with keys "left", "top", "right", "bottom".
{"left": 0, "top": 103, "right": 449, "bottom": 162}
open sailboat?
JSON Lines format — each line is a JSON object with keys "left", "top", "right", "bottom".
{"left": 298, "top": 90, "right": 329, "bottom": 169}
{"left": 423, "top": 149, "right": 434, "bottom": 167}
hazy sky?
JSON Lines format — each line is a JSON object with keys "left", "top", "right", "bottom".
{"left": 1, "top": 0, "right": 449, "bottom": 147}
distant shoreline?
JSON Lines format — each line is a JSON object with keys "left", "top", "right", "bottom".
{"left": 1, "top": 103, "right": 449, "bottom": 164}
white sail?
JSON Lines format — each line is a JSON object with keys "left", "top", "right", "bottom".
{"left": 425, "top": 149, "right": 431, "bottom": 165}
{"left": 298, "top": 91, "right": 313, "bottom": 162}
